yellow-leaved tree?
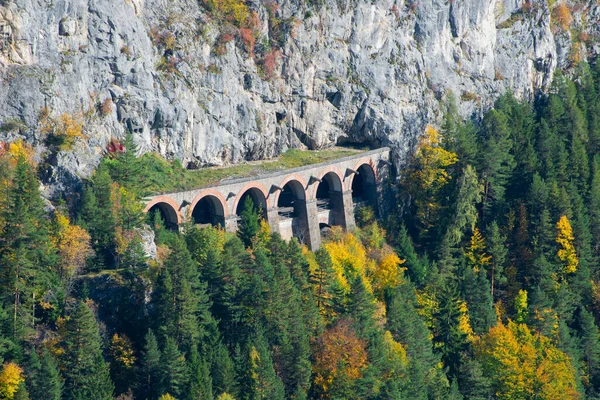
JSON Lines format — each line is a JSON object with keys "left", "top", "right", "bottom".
{"left": 323, "top": 227, "right": 374, "bottom": 294}
{"left": 465, "top": 228, "right": 492, "bottom": 273}
{"left": 474, "top": 320, "right": 579, "bottom": 400}
{"left": 53, "top": 212, "right": 93, "bottom": 283}
{"left": 0, "top": 362, "right": 24, "bottom": 400}
{"left": 556, "top": 215, "right": 578, "bottom": 276}
{"left": 403, "top": 125, "right": 458, "bottom": 236}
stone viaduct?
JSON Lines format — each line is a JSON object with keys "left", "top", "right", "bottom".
{"left": 143, "top": 147, "right": 391, "bottom": 250}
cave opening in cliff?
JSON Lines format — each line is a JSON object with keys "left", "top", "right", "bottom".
{"left": 236, "top": 188, "right": 267, "bottom": 219}
{"left": 191, "top": 195, "right": 226, "bottom": 227}
{"left": 148, "top": 203, "right": 179, "bottom": 231}
{"left": 316, "top": 172, "right": 346, "bottom": 228}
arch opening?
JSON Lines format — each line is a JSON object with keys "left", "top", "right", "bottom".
{"left": 277, "top": 180, "right": 305, "bottom": 218}
{"left": 351, "top": 164, "right": 377, "bottom": 209}
{"left": 316, "top": 172, "right": 342, "bottom": 210}
{"left": 148, "top": 202, "right": 179, "bottom": 231}
{"left": 235, "top": 188, "right": 267, "bottom": 219}
{"left": 315, "top": 172, "right": 345, "bottom": 227}
{"left": 277, "top": 180, "right": 309, "bottom": 244}
{"left": 191, "top": 195, "right": 225, "bottom": 227}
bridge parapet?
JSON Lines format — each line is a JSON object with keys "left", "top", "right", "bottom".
{"left": 144, "top": 147, "right": 391, "bottom": 250}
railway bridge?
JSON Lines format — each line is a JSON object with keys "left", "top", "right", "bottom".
{"left": 144, "top": 147, "right": 391, "bottom": 250}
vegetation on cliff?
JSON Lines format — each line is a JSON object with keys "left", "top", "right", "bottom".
{"left": 1, "top": 61, "right": 600, "bottom": 399}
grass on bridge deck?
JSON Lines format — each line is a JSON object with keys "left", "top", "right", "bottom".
{"left": 102, "top": 147, "right": 365, "bottom": 194}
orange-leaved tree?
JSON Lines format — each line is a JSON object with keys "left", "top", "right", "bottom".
{"left": 312, "top": 319, "right": 368, "bottom": 398}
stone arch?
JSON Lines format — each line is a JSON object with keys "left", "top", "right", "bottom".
{"left": 234, "top": 183, "right": 269, "bottom": 219}
{"left": 189, "top": 189, "right": 228, "bottom": 227}
{"left": 276, "top": 176, "right": 310, "bottom": 244}
{"left": 274, "top": 174, "right": 308, "bottom": 206}
{"left": 144, "top": 196, "right": 182, "bottom": 230}
{"left": 348, "top": 160, "right": 379, "bottom": 219}
{"left": 314, "top": 168, "right": 346, "bottom": 228}
{"left": 310, "top": 166, "right": 345, "bottom": 200}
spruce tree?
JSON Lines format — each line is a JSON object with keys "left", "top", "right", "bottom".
{"left": 238, "top": 197, "right": 260, "bottom": 248}
{"left": 186, "top": 345, "right": 213, "bottom": 400}
{"left": 487, "top": 221, "right": 508, "bottom": 300}
{"left": 37, "top": 348, "right": 62, "bottom": 400}
{"left": 0, "top": 155, "right": 57, "bottom": 338}
{"left": 386, "top": 282, "right": 439, "bottom": 398}
{"left": 477, "top": 109, "right": 515, "bottom": 216}
{"left": 61, "top": 301, "right": 113, "bottom": 400}
{"left": 160, "top": 337, "right": 187, "bottom": 398}
{"left": 395, "top": 224, "right": 426, "bottom": 286}
{"left": 212, "top": 342, "right": 237, "bottom": 398}
{"left": 578, "top": 308, "right": 600, "bottom": 392}
{"left": 139, "top": 330, "right": 161, "bottom": 400}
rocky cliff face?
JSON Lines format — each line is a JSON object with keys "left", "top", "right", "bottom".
{"left": 0, "top": 0, "right": 598, "bottom": 180}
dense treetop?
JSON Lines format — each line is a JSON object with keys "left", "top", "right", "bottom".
{"left": 1, "top": 61, "right": 600, "bottom": 399}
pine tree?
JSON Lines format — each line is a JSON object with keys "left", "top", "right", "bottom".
{"left": 36, "top": 348, "right": 62, "bottom": 400}
{"left": 460, "top": 264, "right": 495, "bottom": 335}
{"left": 186, "top": 345, "right": 213, "bottom": 400}
{"left": 108, "top": 133, "right": 143, "bottom": 190}
{"left": 79, "top": 165, "right": 116, "bottom": 268}
{"left": 154, "top": 236, "right": 202, "bottom": 348}
{"left": 0, "top": 155, "right": 57, "bottom": 338}
{"left": 139, "top": 330, "right": 161, "bottom": 400}
{"left": 238, "top": 197, "right": 261, "bottom": 248}
{"left": 477, "top": 109, "right": 515, "bottom": 216}
{"left": 212, "top": 342, "right": 237, "bottom": 398}
{"left": 487, "top": 221, "right": 508, "bottom": 300}
{"left": 395, "top": 224, "right": 426, "bottom": 286}
{"left": 386, "top": 282, "right": 439, "bottom": 398}
{"left": 442, "top": 93, "right": 478, "bottom": 168}
{"left": 578, "top": 308, "right": 600, "bottom": 392}
{"left": 160, "top": 337, "right": 187, "bottom": 398}
{"left": 446, "top": 165, "right": 483, "bottom": 246}
{"left": 61, "top": 301, "right": 113, "bottom": 400}
{"left": 589, "top": 156, "right": 600, "bottom": 259}
{"left": 433, "top": 282, "right": 469, "bottom": 379}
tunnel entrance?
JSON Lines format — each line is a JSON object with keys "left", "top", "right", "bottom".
{"left": 351, "top": 164, "right": 377, "bottom": 213}
{"left": 148, "top": 202, "right": 179, "bottom": 231}
{"left": 315, "top": 172, "right": 345, "bottom": 228}
{"left": 191, "top": 195, "right": 225, "bottom": 227}
{"left": 236, "top": 188, "right": 267, "bottom": 219}
{"left": 277, "top": 180, "right": 309, "bottom": 244}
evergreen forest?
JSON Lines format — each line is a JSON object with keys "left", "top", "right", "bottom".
{"left": 2, "top": 62, "right": 600, "bottom": 399}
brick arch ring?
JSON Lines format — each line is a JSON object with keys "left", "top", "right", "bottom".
{"left": 232, "top": 182, "right": 271, "bottom": 214}
{"left": 309, "top": 166, "right": 345, "bottom": 200}
{"left": 273, "top": 174, "right": 309, "bottom": 206}
{"left": 346, "top": 158, "right": 378, "bottom": 190}
{"left": 143, "top": 195, "right": 183, "bottom": 225}
{"left": 188, "top": 189, "right": 230, "bottom": 220}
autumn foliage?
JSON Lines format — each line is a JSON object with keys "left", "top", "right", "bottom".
{"left": 553, "top": 3, "right": 573, "bottom": 31}
{"left": 312, "top": 319, "right": 368, "bottom": 396}
{"left": 0, "top": 363, "right": 24, "bottom": 400}
{"left": 556, "top": 215, "right": 578, "bottom": 276}
{"left": 475, "top": 320, "right": 579, "bottom": 399}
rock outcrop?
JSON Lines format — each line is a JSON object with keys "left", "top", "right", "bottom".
{"left": 0, "top": 0, "right": 598, "bottom": 179}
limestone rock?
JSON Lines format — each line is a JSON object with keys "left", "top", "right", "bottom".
{"left": 0, "top": 0, "right": 597, "bottom": 181}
